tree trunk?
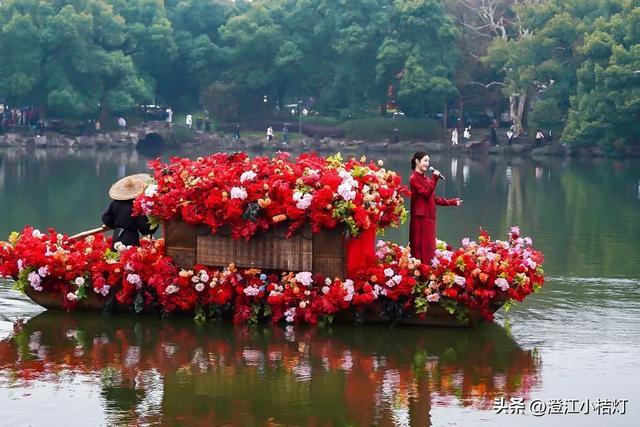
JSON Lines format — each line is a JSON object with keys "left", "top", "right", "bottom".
{"left": 443, "top": 95, "right": 448, "bottom": 133}
{"left": 509, "top": 93, "right": 527, "bottom": 136}
{"left": 458, "top": 91, "right": 465, "bottom": 133}
{"left": 37, "top": 103, "right": 46, "bottom": 121}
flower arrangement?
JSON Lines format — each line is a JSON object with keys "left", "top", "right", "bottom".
{"left": 414, "top": 226, "right": 545, "bottom": 321}
{"left": 133, "top": 152, "right": 409, "bottom": 239}
{"left": 0, "top": 226, "right": 544, "bottom": 325}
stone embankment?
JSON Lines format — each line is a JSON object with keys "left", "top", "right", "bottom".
{"left": 1, "top": 123, "right": 635, "bottom": 157}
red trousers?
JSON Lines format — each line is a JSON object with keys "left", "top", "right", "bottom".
{"left": 410, "top": 216, "right": 435, "bottom": 265}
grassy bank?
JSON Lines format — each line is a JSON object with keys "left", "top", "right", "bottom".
{"left": 340, "top": 118, "right": 442, "bottom": 141}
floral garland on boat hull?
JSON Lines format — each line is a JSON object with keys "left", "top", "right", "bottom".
{"left": 0, "top": 226, "right": 544, "bottom": 325}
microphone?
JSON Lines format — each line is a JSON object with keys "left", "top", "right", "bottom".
{"left": 429, "top": 166, "right": 446, "bottom": 180}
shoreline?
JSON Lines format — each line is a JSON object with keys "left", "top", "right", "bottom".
{"left": 0, "top": 129, "right": 636, "bottom": 158}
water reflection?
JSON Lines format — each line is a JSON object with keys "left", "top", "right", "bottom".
{"left": 0, "top": 312, "right": 540, "bottom": 426}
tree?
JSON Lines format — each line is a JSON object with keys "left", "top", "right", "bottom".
{"left": 377, "top": 0, "right": 459, "bottom": 123}
{"left": 0, "top": 0, "right": 151, "bottom": 118}
{"left": 563, "top": 1, "right": 640, "bottom": 150}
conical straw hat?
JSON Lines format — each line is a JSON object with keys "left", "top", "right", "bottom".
{"left": 108, "top": 173, "right": 152, "bottom": 200}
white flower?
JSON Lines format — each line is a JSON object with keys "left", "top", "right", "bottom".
{"left": 38, "top": 266, "right": 50, "bottom": 277}
{"left": 295, "top": 271, "right": 313, "bottom": 287}
{"left": 322, "top": 286, "right": 330, "bottom": 294}
{"left": 199, "top": 270, "right": 209, "bottom": 283}
{"left": 524, "top": 258, "right": 537, "bottom": 269}
{"left": 66, "top": 292, "right": 78, "bottom": 301}
{"left": 17, "top": 259, "right": 25, "bottom": 272}
{"left": 114, "top": 242, "right": 127, "bottom": 252}
{"left": 32, "top": 229, "right": 43, "bottom": 238}
{"left": 293, "top": 191, "right": 313, "bottom": 210}
{"left": 392, "top": 274, "right": 402, "bottom": 284}
{"left": 165, "top": 284, "right": 179, "bottom": 294}
{"left": 195, "top": 283, "right": 205, "bottom": 292}
{"left": 299, "top": 301, "right": 307, "bottom": 309}
{"left": 454, "top": 275, "right": 466, "bottom": 286}
{"left": 191, "top": 275, "right": 200, "bottom": 283}
{"left": 385, "top": 279, "right": 396, "bottom": 288}
{"left": 244, "top": 286, "right": 260, "bottom": 296}
{"left": 240, "top": 170, "right": 257, "bottom": 183}
{"left": 230, "top": 186, "right": 248, "bottom": 200}
{"left": 342, "top": 279, "right": 355, "bottom": 302}
{"left": 144, "top": 184, "right": 158, "bottom": 197}
{"left": 127, "top": 273, "right": 141, "bottom": 285}
{"left": 510, "top": 226, "right": 520, "bottom": 236}
{"left": 384, "top": 268, "right": 395, "bottom": 277}
{"left": 524, "top": 237, "right": 533, "bottom": 246}
{"left": 337, "top": 182, "right": 356, "bottom": 201}
{"left": 324, "top": 277, "right": 332, "bottom": 286}
{"left": 74, "top": 277, "right": 85, "bottom": 286}
{"left": 461, "top": 237, "right": 471, "bottom": 247}
{"left": 285, "top": 307, "right": 297, "bottom": 323}
{"left": 94, "top": 285, "right": 110, "bottom": 296}
{"left": 495, "top": 278, "right": 510, "bottom": 291}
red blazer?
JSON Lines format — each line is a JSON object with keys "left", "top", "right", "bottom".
{"left": 409, "top": 171, "right": 457, "bottom": 218}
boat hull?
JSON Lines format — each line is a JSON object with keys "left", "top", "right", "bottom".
{"left": 24, "top": 287, "right": 503, "bottom": 327}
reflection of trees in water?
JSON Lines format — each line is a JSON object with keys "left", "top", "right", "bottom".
{"left": 0, "top": 312, "right": 540, "bottom": 426}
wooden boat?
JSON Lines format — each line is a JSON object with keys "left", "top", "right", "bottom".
{"left": 21, "top": 219, "right": 506, "bottom": 327}
{"left": 23, "top": 285, "right": 504, "bottom": 327}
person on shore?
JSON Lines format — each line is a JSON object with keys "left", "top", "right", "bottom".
{"left": 267, "top": 126, "right": 274, "bottom": 142}
{"left": 282, "top": 125, "right": 289, "bottom": 144}
{"left": 185, "top": 114, "right": 193, "bottom": 129}
{"left": 507, "top": 128, "right": 514, "bottom": 145}
{"left": 463, "top": 126, "right": 471, "bottom": 143}
{"left": 409, "top": 152, "right": 462, "bottom": 264}
{"left": 234, "top": 124, "right": 240, "bottom": 139}
{"left": 535, "top": 130, "right": 545, "bottom": 146}
{"left": 102, "top": 174, "right": 158, "bottom": 249}
{"left": 490, "top": 122, "right": 498, "bottom": 145}
{"left": 117, "top": 116, "right": 126, "bottom": 129}
{"left": 451, "top": 128, "right": 458, "bottom": 145}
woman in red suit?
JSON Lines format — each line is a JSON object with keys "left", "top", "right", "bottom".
{"left": 409, "top": 152, "right": 462, "bottom": 264}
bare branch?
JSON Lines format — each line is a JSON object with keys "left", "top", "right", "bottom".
{"left": 469, "top": 80, "right": 506, "bottom": 88}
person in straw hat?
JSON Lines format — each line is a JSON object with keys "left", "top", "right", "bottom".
{"left": 102, "top": 173, "right": 157, "bottom": 248}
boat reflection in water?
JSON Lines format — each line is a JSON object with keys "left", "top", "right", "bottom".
{"left": 0, "top": 312, "right": 540, "bottom": 426}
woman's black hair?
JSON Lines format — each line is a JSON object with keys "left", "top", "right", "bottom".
{"left": 411, "top": 151, "right": 428, "bottom": 170}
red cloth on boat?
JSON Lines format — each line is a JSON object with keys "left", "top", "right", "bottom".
{"left": 346, "top": 226, "right": 376, "bottom": 278}
{"left": 409, "top": 171, "right": 458, "bottom": 264}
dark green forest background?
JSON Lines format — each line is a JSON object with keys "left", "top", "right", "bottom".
{"left": 0, "top": 0, "right": 638, "bottom": 149}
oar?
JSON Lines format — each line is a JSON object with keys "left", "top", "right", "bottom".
{"left": 69, "top": 225, "right": 111, "bottom": 241}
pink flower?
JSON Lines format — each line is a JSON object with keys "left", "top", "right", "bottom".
{"left": 495, "top": 278, "right": 510, "bottom": 291}
{"left": 426, "top": 293, "right": 440, "bottom": 302}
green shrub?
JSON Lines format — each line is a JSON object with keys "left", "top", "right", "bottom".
{"left": 302, "top": 116, "right": 342, "bottom": 127}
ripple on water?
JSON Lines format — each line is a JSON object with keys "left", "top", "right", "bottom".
{"left": 501, "top": 275, "right": 640, "bottom": 373}
{"left": 0, "top": 280, "right": 45, "bottom": 340}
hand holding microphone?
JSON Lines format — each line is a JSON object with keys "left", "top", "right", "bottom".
{"left": 428, "top": 166, "right": 446, "bottom": 180}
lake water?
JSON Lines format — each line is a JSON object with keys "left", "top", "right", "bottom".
{"left": 1, "top": 145, "right": 639, "bottom": 426}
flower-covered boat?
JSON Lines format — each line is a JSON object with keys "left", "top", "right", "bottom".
{"left": 0, "top": 153, "right": 545, "bottom": 326}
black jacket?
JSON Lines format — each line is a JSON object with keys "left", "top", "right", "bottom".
{"left": 102, "top": 200, "right": 157, "bottom": 247}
